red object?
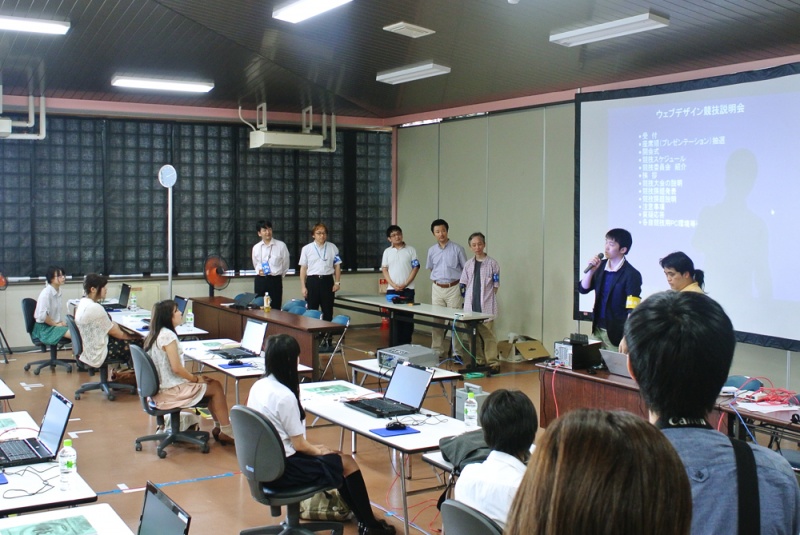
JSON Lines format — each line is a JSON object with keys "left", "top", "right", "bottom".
{"left": 380, "top": 308, "right": 389, "bottom": 330}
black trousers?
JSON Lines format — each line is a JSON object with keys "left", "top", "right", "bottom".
{"left": 254, "top": 275, "right": 284, "bottom": 309}
{"left": 306, "top": 274, "right": 335, "bottom": 321}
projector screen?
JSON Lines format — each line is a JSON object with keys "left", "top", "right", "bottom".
{"left": 576, "top": 62, "right": 800, "bottom": 350}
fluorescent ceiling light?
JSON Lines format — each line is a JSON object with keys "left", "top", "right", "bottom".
{"left": 112, "top": 76, "right": 214, "bottom": 93}
{"left": 550, "top": 12, "right": 669, "bottom": 47}
{"left": 0, "top": 15, "right": 70, "bottom": 35}
{"left": 376, "top": 61, "right": 451, "bottom": 85}
{"left": 273, "top": 0, "right": 352, "bottom": 23}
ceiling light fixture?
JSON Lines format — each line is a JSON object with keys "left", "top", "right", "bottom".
{"left": 376, "top": 61, "right": 451, "bottom": 85}
{"left": 111, "top": 76, "right": 214, "bottom": 93}
{"left": 273, "top": 0, "right": 352, "bottom": 23}
{"left": 0, "top": 15, "right": 70, "bottom": 35}
{"left": 549, "top": 12, "right": 669, "bottom": 47}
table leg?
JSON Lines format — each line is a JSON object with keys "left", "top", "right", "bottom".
{"left": 398, "top": 450, "right": 410, "bottom": 535}
{"left": 234, "top": 378, "right": 240, "bottom": 405}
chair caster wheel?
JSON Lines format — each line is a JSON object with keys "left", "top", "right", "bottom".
{"left": 107, "top": 394, "right": 116, "bottom": 401}
{"left": 75, "top": 394, "right": 81, "bottom": 400}
{"left": 33, "top": 369, "right": 41, "bottom": 375}
{"left": 158, "top": 450, "right": 167, "bottom": 459}
{"left": 24, "top": 364, "right": 30, "bottom": 371}
{"left": 135, "top": 443, "right": 142, "bottom": 452}
{"left": 201, "top": 444, "right": 210, "bottom": 454}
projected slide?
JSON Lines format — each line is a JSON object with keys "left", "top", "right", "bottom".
{"left": 578, "top": 65, "right": 800, "bottom": 347}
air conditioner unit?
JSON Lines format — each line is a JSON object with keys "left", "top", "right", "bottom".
{"left": 0, "top": 117, "right": 12, "bottom": 138}
{"left": 249, "top": 130, "right": 324, "bottom": 150}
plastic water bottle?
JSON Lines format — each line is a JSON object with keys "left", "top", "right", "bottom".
{"left": 57, "top": 439, "right": 77, "bottom": 491}
{"left": 129, "top": 292, "right": 138, "bottom": 311}
{"left": 263, "top": 292, "right": 271, "bottom": 312}
{"left": 185, "top": 305, "right": 194, "bottom": 329}
{"left": 464, "top": 392, "right": 478, "bottom": 427}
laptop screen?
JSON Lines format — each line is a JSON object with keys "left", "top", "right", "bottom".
{"left": 119, "top": 283, "right": 131, "bottom": 308}
{"left": 138, "top": 481, "right": 191, "bottom": 535}
{"left": 241, "top": 319, "right": 268, "bottom": 354}
{"left": 39, "top": 390, "right": 73, "bottom": 454}
{"left": 384, "top": 362, "right": 434, "bottom": 408}
{"left": 174, "top": 296, "right": 188, "bottom": 315}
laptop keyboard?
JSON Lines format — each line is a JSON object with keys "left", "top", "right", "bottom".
{"left": 0, "top": 440, "right": 33, "bottom": 460}
{"left": 356, "top": 398, "right": 400, "bottom": 411}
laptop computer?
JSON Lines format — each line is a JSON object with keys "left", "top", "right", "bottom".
{"left": 229, "top": 292, "right": 257, "bottom": 309}
{"left": 174, "top": 296, "right": 189, "bottom": 315}
{"left": 344, "top": 361, "right": 435, "bottom": 418}
{"left": 102, "top": 283, "right": 131, "bottom": 310}
{"left": 0, "top": 389, "right": 73, "bottom": 468}
{"left": 600, "top": 349, "right": 633, "bottom": 378}
{"left": 211, "top": 319, "right": 268, "bottom": 359}
{"left": 138, "top": 481, "right": 192, "bottom": 535}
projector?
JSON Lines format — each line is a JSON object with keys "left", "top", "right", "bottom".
{"left": 377, "top": 344, "right": 438, "bottom": 369}
{"left": 553, "top": 340, "right": 602, "bottom": 370}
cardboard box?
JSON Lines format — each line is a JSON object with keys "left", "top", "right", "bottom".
{"left": 498, "top": 336, "right": 550, "bottom": 362}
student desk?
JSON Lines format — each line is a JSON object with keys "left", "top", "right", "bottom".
{"left": 182, "top": 339, "right": 312, "bottom": 404}
{"left": 0, "top": 379, "right": 14, "bottom": 412}
{"left": 716, "top": 397, "right": 800, "bottom": 444}
{"left": 335, "top": 294, "right": 494, "bottom": 352}
{"left": 301, "top": 380, "right": 468, "bottom": 535}
{"left": 191, "top": 297, "right": 345, "bottom": 380}
{"left": 0, "top": 503, "right": 132, "bottom": 533}
{"left": 109, "top": 310, "right": 208, "bottom": 338}
{"left": 0, "top": 412, "right": 97, "bottom": 516}
{"left": 348, "top": 359, "right": 462, "bottom": 417}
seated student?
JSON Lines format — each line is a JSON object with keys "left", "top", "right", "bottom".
{"left": 453, "top": 389, "right": 536, "bottom": 528}
{"left": 75, "top": 274, "right": 140, "bottom": 368}
{"left": 506, "top": 409, "right": 692, "bottom": 535}
{"left": 144, "top": 300, "right": 234, "bottom": 445}
{"left": 659, "top": 251, "right": 705, "bottom": 293}
{"left": 247, "top": 334, "right": 396, "bottom": 535}
{"left": 32, "top": 266, "right": 71, "bottom": 345}
{"left": 623, "top": 291, "right": 800, "bottom": 535}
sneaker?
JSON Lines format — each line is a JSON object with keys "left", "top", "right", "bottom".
{"left": 358, "top": 520, "right": 396, "bottom": 535}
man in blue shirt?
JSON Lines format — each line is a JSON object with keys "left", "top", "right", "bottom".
{"left": 426, "top": 219, "right": 467, "bottom": 358}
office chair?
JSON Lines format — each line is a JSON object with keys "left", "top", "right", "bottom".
{"left": 288, "top": 305, "right": 308, "bottom": 315}
{"left": 320, "top": 315, "right": 350, "bottom": 381}
{"left": 230, "top": 405, "right": 344, "bottom": 535}
{"left": 440, "top": 499, "right": 503, "bottom": 535}
{"left": 724, "top": 375, "right": 763, "bottom": 392}
{"left": 130, "top": 345, "right": 210, "bottom": 458}
{"left": 252, "top": 296, "right": 265, "bottom": 308}
{"left": 281, "top": 299, "right": 307, "bottom": 312}
{"left": 69, "top": 315, "right": 135, "bottom": 401}
{"left": 302, "top": 310, "right": 323, "bottom": 320}
{"left": 21, "top": 298, "right": 72, "bottom": 375}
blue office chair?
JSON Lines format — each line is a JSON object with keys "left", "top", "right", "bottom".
{"left": 320, "top": 315, "right": 350, "bottom": 381}
{"left": 303, "top": 310, "right": 323, "bottom": 320}
{"left": 288, "top": 305, "right": 307, "bottom": 315}
{"left": 281, "top": 299, "right": 307, "bottom": 312}
{"left": 724, "top": 375, "right": 763, "bottom": 392}
{"left": 252, "top": 296, "right": 265, "bottom": 308}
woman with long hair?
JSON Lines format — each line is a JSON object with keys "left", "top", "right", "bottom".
{"left": 144, "top": 299, "right": 234, "bottom": 445}
{"left": 505, "top": 409, "right": 691, "bottom": 535}
{"left": 247, "top": 334, "right": 395, "bottom": 535}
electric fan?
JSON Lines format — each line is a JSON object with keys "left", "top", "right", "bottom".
{"left": 204, "top": 255, "right": 231, "bottom": 297}
{"left": 0, "top": 271, "right": 6, "bottom": 291}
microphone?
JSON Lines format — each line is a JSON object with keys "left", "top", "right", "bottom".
{"left": 583, "top": 253, "right": 604, "bottom": 274}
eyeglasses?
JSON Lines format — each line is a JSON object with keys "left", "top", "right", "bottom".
{"left": 389, "top": 233, "right": 402, "bottom": 237}
{"left": 314, "top": 231, "right": 327, "bottom": 235}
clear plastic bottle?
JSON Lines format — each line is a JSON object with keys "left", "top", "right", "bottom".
{"left": 129, "top": 292, "right": 138, "bottom": 311}
{"left": 185, "top": 304, "right": 194, "bottom": 329}
{"left": 464, "top": 392, "right": 478, "bottom": 427}
{"left": 263, "top": 292, "right": 271, "bottom": 312}
{"left": 57, "top": 439, "right": 77, "bottom": 491}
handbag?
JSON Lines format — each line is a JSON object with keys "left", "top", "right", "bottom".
{"left": 299, "top": 489, "right": 352, "bottom": 521}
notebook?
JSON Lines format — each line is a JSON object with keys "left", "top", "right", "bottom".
{"left": 138, "top": 480, "right": 192, "bottom": 535}
{"left": 344, "top": 361, "right": 435, "bottom": 418}
{"left": 0, "top": 389, "right": 73, "bottom": 468}
{"left": 102, "top": 283, "right": 131, "bottom": 310}
{"left": 600, "top": 349, "right": 632, "bottom": 378}
{"left": 211, "top": 319, "right": 268, "bottom": 359}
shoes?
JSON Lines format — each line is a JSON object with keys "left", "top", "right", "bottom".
{"left": 212, "top": 427, "right": 235, "bottom": 445}
{"left": 358, "top": 520, "right": 396, "bottom": 535}
{"left": 488, "top": 364, "right": 501, "bottom": 375}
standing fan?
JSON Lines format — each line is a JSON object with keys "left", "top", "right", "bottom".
{"left": 204, "top": 255, "right": 231, "bottom": 297}
{"left": 0, "top": 271, "right": 6, "bottom": 291}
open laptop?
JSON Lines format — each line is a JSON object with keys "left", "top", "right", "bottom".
{"left": 344, "top": 361, "right": 435, "bottom": 418}
{"left": 138, "top": 481, "right": 191, "bottom": 535}
{"left": 229, "top": 292, "right": 257, "bottom": 309}
{"left": 103, "top": 283, "right": 131, "bottom": 310}
{"left": 174, "top": 296, "right": 189, "bottom": 315}
{"left": 600, "top": 349, "right": 633, "bottom": 378}
{"left": 211, "top": 319, "right": 268, "bottom": 359}
{"left": 0, "top": 389, "right": 73, "bottom": 468}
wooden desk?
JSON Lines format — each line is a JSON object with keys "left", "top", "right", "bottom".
{"left": 191, "top": 297, "right": 345, "bottom": 380}
{"left": 0, "top": 503, "right": 132, "bottom": 534}
{"left": 716, "top": 397, "right": 800, "bottom": 443}
{"left": 537, "top": 363, "right": 648, "bottom": 427}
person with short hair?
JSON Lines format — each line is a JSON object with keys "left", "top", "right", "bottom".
{"left": 506, "top": 409, "right": 692, "bottom": 535}
{"left": 299, "top": 223, "right": 342, "bottom": 322}
{"left": 75, "top": 274, "right": 142, "bottom": 368}
{"left": 623, "top": 291, "right": 800, "bottom": 535}
{"left": 578, "top": 228, "right": 642, "bottom": 350}
{"left": 247, "top": 334, "right": 396, "bottom": 535}
{"left": 252, "top": 219, "right": 290, "bottom": 309}
{"left": 454, "top": 389, "right": 537, "bottom": 528}
{"left": 659, "top": 251, "right": 705, "bottom": 293}
{"left": 381, "top": 225, "right": 419, "bottom": 345}
{"left": 32, "top": 266, "right": 71, "bottom": 344}
{"left": 459, "top": 232, "right": 500, "bottom": 373}
{"left": 426, "top": 219, "right": 467, "bottom": 357}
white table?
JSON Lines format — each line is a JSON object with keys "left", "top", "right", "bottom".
{"left": 349, "top": 359, "right": 461, "bottom": 417}
{"left": 0, "top": 379, "right": 14, "bottom": 412}
{"left": 0, "top": 412, "right": 97, "bottom": 516}
{"left": 182, "top": 339, "right": 312, "bottom": 404}
{"left": 109, "top": 310, "right": 208, "bottom": 338}
{"left": 301, "top": 381, "right": 469, "bottom": 535}
{"left": 0, "top": 503, "right": 133, "bottom": 534}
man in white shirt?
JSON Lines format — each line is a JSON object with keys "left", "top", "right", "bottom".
{"left": 454, "top": 389, "right": 538, "bottom": 529}
{"left": 252, "top": 220, "right": 291, "bottom": 309}
{"left": 381, "top": 225, "right": 419, "bottom": 345}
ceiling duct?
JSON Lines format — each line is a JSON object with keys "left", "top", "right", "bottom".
{"left": 241, "top": 104, "right": 336, "bottom": 151}
{"left": 0, "top": 85, "right": 46, "bottom": 140}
